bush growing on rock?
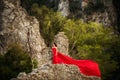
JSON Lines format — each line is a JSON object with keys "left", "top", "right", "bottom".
{"left": 63, "top": 20, "right": 120, "bottom": 80}
{"left": 31, "top": 4, "right": 66, "bottom": 46}
{"left": 0, "top": 44, "right": 32, "bottom": 80}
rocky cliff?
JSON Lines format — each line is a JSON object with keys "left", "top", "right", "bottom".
{"left": 0, "top": 0, "right": 101, "bottom": 80}
{"left": 45, "top": 0, "right": 117, "bottom": 28}
{"left": 0, "top": 0, "right": 47, "bottom": 66}
{"left": 83, "top": 0, "right": 117, "bottom": 27}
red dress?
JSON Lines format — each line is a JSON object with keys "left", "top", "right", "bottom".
{"left": 52, "top": 47, "right": 101, "bottom": 77}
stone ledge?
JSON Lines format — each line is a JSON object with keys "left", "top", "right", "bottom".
{"left": 12, "top": 64, "right": 101, "bottom": 80}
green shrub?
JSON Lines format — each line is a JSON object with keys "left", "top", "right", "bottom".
{"left": 0, "top": 44, "right": 32, "bottom": 80}
{"left": 31, "top": 4, "right": 66, "bottom": 46}
{"left": 32, "top": 58, "right": 38, "bottom": 68}
{"left": 63, "top": 20, "right": 120, "bottom": 79}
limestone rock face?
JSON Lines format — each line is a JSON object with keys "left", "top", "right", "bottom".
{"left": 58, "top": 0, "right": 70, "bottom": 17}
{"left": 83, "top": 0, "right": 117, "bottom": 27}
{"left": 12, "top": 64, "right": 100, "bottom": 80}
{"left": 54, "top": 32, "right": 69, "bottom": 55}
{"left": 0, "top": 0, "right": 46, "bottom": 66}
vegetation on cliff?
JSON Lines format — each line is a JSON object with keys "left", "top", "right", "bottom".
{"left": 22, "top": 2, "right": 120, "bottom": 79}
{"left": 0, "top": 44, "right": 32, "bottom": 80}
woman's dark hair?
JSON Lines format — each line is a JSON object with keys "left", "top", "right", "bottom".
{"left": 54, "top": 42, "right": 57, "bottom": 47}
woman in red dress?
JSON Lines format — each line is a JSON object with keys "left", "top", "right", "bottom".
{"left": 52, "top": 43, "right": 101, "bottom": 77}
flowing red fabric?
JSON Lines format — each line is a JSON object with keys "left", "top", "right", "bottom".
{"left": 52, "top": 47, "right": 101, "bottom": 77}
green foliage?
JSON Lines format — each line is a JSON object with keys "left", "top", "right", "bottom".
{"left": 31, "top": 4, "right": 66, "bottom": 46}
{"left": 0, "top": 44, "right": 32, "bottom": 80}
{"left": 32, "top": 58, "right": 38, "bottom": 68}
{"left": 63, "top": 20, "right": 120, "bottom": 79}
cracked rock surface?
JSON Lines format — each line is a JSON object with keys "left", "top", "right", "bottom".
{"left": 12, "top": 64, "right": 100, "bottom": 80}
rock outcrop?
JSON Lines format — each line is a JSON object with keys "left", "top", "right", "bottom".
{"left": 0, "top": 0, "right": 47, "bottom": 66}
{"left": 58, "top": 0, "right": 70, "bottom": 17}
{"left": 12, "top": 64, "right": 100, "bottom": 80}
{"left": 54, "top": 32, "right": 69, "bottom": 55}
